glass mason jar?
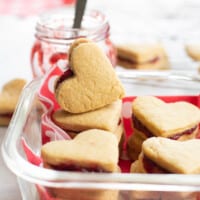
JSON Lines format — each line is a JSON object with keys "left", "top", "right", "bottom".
{"left": 30, "top": 9, "right": 116, "bottom": 78}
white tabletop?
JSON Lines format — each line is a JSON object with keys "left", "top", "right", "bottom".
{"left": 0, "top": 128, "right": 21, "bottom": 200}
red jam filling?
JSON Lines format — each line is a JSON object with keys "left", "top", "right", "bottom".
{"left": 55, "top": 68, "right": 74, "bottom": 90}
{"left": 143, "top": 155, "right": 169, "bottom": 174}
{"left": 169, "top": 126, "right": 197, "bottom": 140}
{"left": 132, "top": 114, "right": 152, "bottom": 138}
{"left": 49, "top": 163, "right": 108, "bottom": 173}
{"left": 132, "top": 114, "right": 197, "bottom": 140}
{"left": 0, "top": 113, "right": 13, "bottom": 118}
{"left": 117, "top": 56, "right": 160, "bottom": 65}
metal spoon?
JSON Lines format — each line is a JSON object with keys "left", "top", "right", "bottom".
{"left": 73, "top": 0, "right": 87, "bottom": 29}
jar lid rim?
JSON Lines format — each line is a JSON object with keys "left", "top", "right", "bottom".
{"left": 35, "top": 9, "right": 110, "bottom": 42}
{"left": 36, "top": 9, "right": 108, "bottom": 31}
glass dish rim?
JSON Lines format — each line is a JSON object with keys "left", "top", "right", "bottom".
{"left": 2, "top": 71, "right": 200, "bottom": 191}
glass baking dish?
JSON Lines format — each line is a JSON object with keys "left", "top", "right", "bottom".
{"left": 2, "top": 71, "right": 200, "bottom": 200}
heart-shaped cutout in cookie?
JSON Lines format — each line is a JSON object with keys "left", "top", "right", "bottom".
{"left": 143, "top": 137, "right": 200, "bottom": 174}
{"left": 41, "top": 129, "right": 119, "bottom": 172}
{"left": 132, "top": 96, "right": 200, "bottom": 138}
{"left": 55, "top": 38, "right": 125, "bottom": 113}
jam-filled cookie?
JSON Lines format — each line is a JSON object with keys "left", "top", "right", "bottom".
{"left": 129, "top": 137, "right": 200, "bottom": 200}
{"left": 55, "top": 38, "right": 125, "bottom": 113}
{"left": 52, "top": 100, "right": 123, "bottom": 142}
{"left": 0, "top": 78, "right": 26, "bottom": 126}
{"left": 131, "top": 137, "right": 200, "bottom": 174}
{"left": 116, "top": 43, "right": 169, "bottom": 70}
{"left": 41, "top": 129, "right": 120, "bottom": 199}
{"left": 41, "top": 129, "right": 119, "bottom": 173}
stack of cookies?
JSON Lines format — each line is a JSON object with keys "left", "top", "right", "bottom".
{"left": 127, "top": 96, "right": 200, "bottom": 199}
{"left": 52, "top": 38, "right": 125, "bottom": 143}
{"left": 41, "top": 38, "right": 125, "bottom": 199}
{"left": 127, "top": 96, "right": 200, "bottom": 161}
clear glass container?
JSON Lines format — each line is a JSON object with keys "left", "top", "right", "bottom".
{"left": 30, "top": 8, "right": 116, "bottom": 78}
{"left": 2, "top": 72, "right": 200, "bottom": 200}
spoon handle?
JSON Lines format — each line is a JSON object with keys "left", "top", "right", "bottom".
{"left": 73, "top": 0, "right": 87, "bottom": 29}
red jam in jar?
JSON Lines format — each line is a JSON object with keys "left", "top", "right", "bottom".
{"left": 31, "top": 9, "right": 116, "bottom": 78}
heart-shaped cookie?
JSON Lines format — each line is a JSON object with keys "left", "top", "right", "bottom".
{"left": 0, "top": 78, "right": 26, "bottom": 125}
{"left": 52, "top": 100, "right": 122, "bottom": 133}
{"left": 132, "top": 96, "right": 200, "bottom": 138}
{"left": 55, "top": 38, "right": 125, "bottom": 113}
{"left": 143, "top": 137, "right": 200, "bottom": 174}
{"left": 41, "top": 129, "right": 119, "bottom": 172}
